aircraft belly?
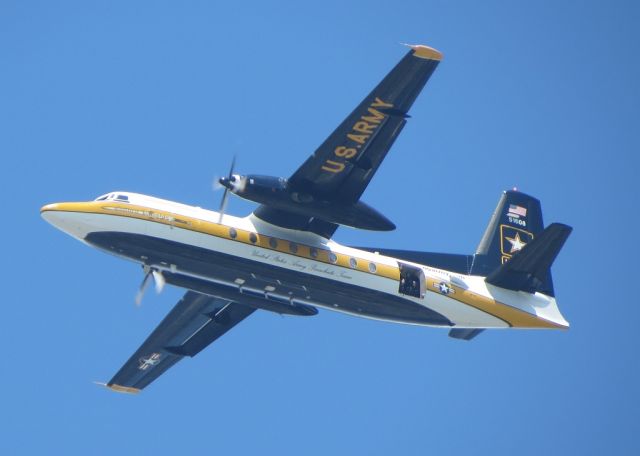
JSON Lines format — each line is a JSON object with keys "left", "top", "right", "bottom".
{"left": 54, "top": 211, "right": 508, "bottom": 328}
{"left": 75, "top": 214, "right": 448, "bottom": 326}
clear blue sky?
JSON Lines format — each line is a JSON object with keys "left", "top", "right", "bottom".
{"left": 2, "top": 1, "right": 638, "bottom": 454}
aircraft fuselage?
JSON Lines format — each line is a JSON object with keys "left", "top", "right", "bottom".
{"left": 41, "top": 192, "right": 567, "bottom": 331}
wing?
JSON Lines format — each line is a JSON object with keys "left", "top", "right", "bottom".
{"left": 254, "top": 44, "right": 442, "bottom": 235}
{"left": 289, "top": 44, "right": 442, "bottom": 200}
{"left": 105, "top": 291, "right": 255, "bottom": 394}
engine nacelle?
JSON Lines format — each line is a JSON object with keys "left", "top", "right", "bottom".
{"left": 219, "top": 174, "right": 395, "bottom": 231}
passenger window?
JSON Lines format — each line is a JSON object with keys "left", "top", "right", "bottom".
{"left": 269, "top": 238, "right": 278, "bottom": 249}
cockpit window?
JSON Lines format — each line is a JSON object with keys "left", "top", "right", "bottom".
{"left": 94, "top": 193, "right": 130, "bottom": 202}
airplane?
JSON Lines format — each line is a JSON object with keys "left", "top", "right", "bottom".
{"left": 41, "top": 44, "right": 572, "bottom": 394}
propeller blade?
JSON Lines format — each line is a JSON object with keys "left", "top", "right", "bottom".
{"left": 135, "top": 269, "right": 153, "bottom": 306}
{"left": 152, "top": 270, "right": 165, "bottom": 294}
{"left": 227, "top": 154, "right": 236, "bottom": 179}
{"left": 218, "top": 187, "right": 229, "bottom": 223}
{"left": 217, "top": 155, "right": 236, "bottom": 224}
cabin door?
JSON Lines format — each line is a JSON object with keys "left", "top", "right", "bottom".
{"left": 398, "top": 263, "right": 426, "bottom": 298}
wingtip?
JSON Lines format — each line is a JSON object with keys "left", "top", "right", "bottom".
{"left": 401, "top": 43, "right": 443, "bottom": 61}
{"left": 94, "top": 381, "right": 141, "bottom": 395}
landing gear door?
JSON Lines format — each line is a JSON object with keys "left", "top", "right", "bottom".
{"left": 398, "top": 263, "right": 426, "bottom": 298}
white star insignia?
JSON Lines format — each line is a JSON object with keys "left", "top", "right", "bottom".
{"left": 436, "top": 282, "right": 454, "bottom": 295}
{"left": 139, "top": 353, "right": 161, "bottom": 370}
{"left": 506, "top": 232, "right": 527, "bottom": 253}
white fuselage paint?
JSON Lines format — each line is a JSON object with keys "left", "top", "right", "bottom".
{"left": 41, "top": 192, "right": 569, "bottom": 329}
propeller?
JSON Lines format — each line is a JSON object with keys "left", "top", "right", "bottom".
{"left": 212, "top": 178, "right": 224, "bottom": 191}
{"left": 217, "top": 155, "right": 236, "bottom": 223}
{"left": 135, "top": 265, "right": 166, "bottom": 306}
{"left": 152, "top": 269, "right": 165, "bottom": 293}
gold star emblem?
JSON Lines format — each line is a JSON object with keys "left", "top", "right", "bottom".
{"left": 505, "top": 232, "right": 527, "bottom": 253}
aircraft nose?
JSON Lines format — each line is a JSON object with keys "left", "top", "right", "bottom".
{"left": 40, "top": 203, "right": 60, "bottom": 213}
{"left": 41, "top": 203, "right": 69, "bottom": 232}
{"left": 40, "top": 203, "right": 62, "bottom": 224}
{"left": 41, "top": 203, "right": 92, "bottom": 240}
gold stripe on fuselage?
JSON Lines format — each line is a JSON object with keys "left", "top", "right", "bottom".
{"left": 425, "top": 278, "right": 563, "bottom": 329}
{"left": 41, "top": 201, "right": 565, "bottom": 329}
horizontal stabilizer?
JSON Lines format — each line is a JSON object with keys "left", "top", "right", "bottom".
{"left": 449, "top": 328, "right": 484, "bottom": 341}
{"left": 485, "top": 223, "right": 572, "bottom": 296}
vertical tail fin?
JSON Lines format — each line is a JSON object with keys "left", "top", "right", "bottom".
{"left": 471, "top": 190, "right": 558, "bottom": 295}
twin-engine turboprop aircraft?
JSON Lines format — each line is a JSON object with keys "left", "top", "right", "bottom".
{"left": 41, "top": 45, "right": 572, "bottom": 394}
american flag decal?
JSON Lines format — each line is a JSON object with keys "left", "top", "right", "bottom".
{"left": 508, "top": 204, "right": 527, "bottom": 217}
